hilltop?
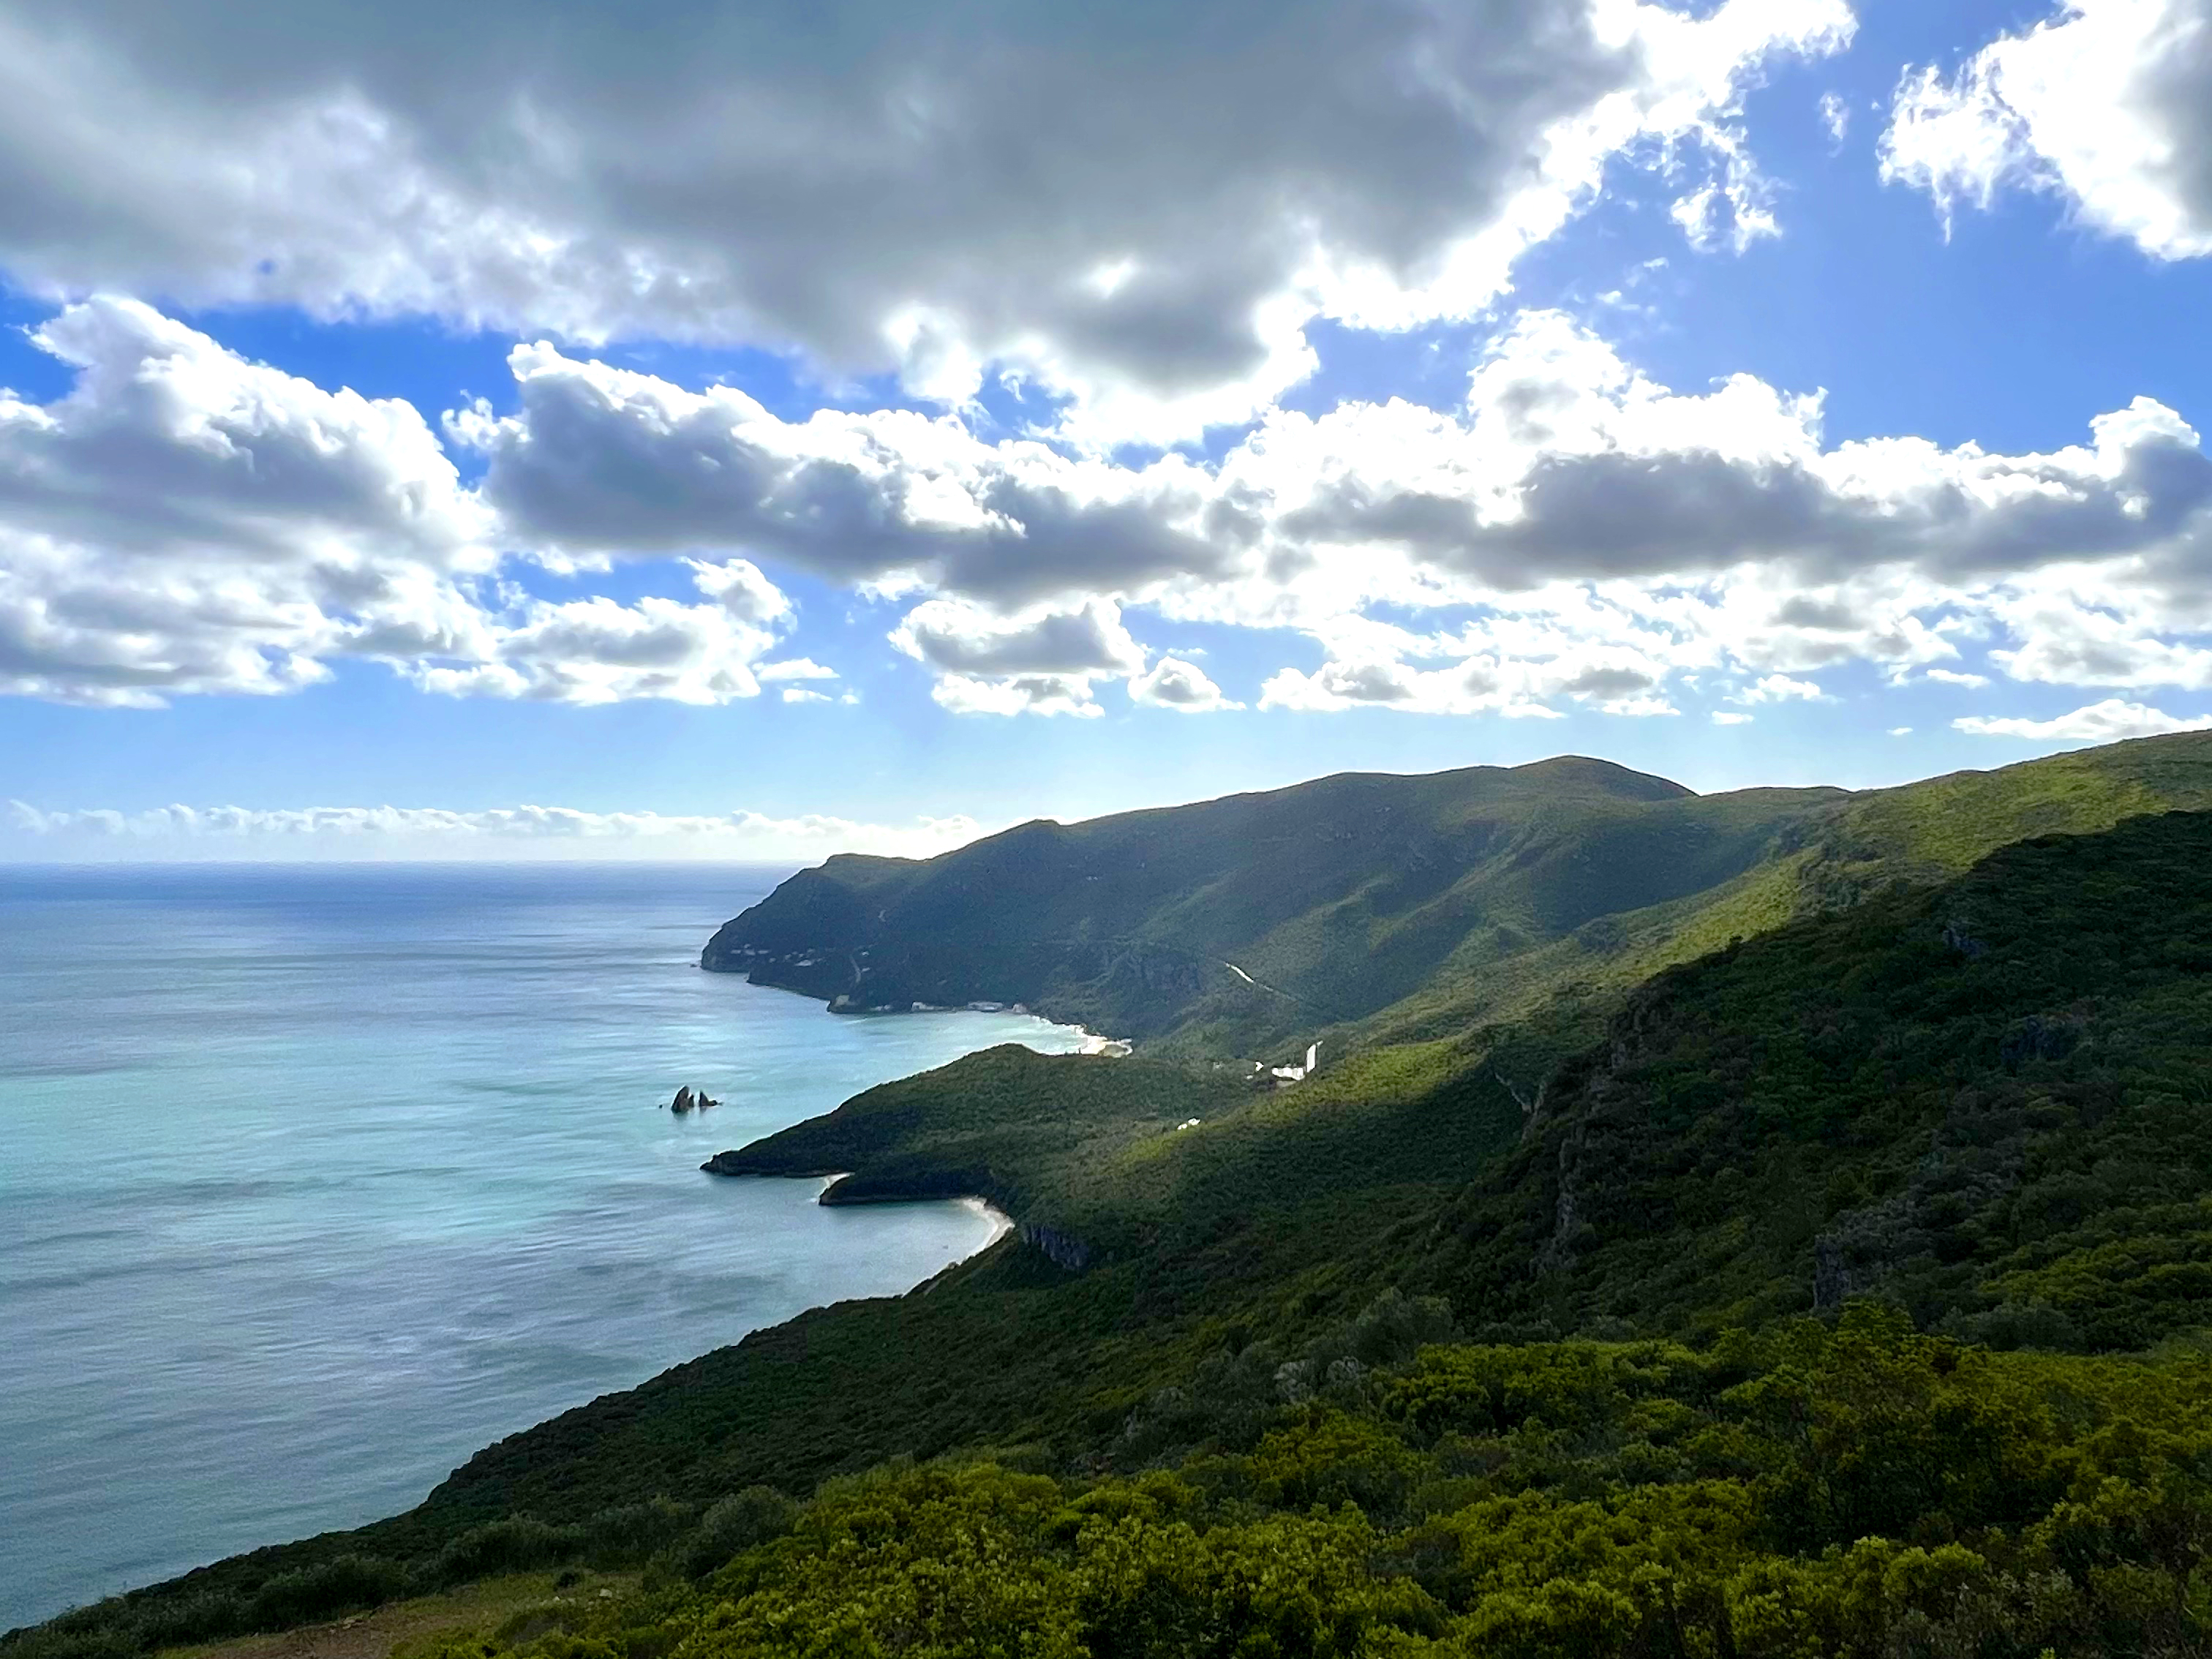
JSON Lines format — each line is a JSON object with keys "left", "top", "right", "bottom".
{"left": 704, "top": 734, "right": 2212, "bottom": 1056}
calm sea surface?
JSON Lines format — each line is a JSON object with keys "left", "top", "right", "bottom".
{"left": 0, "top": 864, "right": 1087, "bottom": 1630}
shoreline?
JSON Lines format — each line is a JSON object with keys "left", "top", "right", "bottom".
{"left": 960, "top": 1195, "right": 1017, "bottom": 1247}
{"left": 812, "top": 1174, "right": 1014, "bottom": 1249}
{"left": 838, "top": 997, "right": 1128, "bottom": 1058}
{"left": 710, "top": 964, "right": 1129, "bottom": 1056}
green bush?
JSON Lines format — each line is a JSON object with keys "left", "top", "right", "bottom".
{"left": 434, "top": 1519, "right": 581, "bottom": 1584}
{"left": 244, "top": 1555, "right": 410, "bottom": 1629}
{"left": 682, "top": 1486, "right": 798, "bottom": 1579}
{"left": 580, "top": 1499, "right": 691, "bottom": 1569}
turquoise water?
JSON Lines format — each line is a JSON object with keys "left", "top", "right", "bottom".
{"left": 0, "top": 865, "right": 1086, "bottom": 1630}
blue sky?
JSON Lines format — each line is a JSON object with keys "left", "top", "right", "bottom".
{"left": 6, "top": 0, "right": 2212, "bottom": 860}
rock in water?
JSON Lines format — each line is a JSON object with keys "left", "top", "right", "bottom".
{"left": 672, "top": 1086, "right": 695, "bottom": 1113}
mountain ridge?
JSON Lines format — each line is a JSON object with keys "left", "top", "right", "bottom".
{"left": 704, "top": 734, "right": 2212, "bottom": 1056}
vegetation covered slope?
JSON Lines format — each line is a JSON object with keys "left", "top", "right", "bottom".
{"left": 30, "top": 1317, "right": 2212, "bottom": 1658}
{"left": 403, "top": 1321, "right": 2212, "bottom": 1657}
{"left": 20, "top": 754, "right": 2212, "bottom": 1658}
{"left": 703, "top": 734, "right": 2212, "bottom": 1056}
{"left": 702, "top": 756, "right": 1831, "bottom": 1051}
{"left": 1407, "top": 810, "right": 2212, "bottom": 1350}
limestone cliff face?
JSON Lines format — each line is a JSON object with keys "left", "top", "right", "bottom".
{"left": 1017, "top": 1223, "right": 1093, "bottom": 1271}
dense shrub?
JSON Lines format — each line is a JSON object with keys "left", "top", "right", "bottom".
{"left": 243, "top": 1554, "right": 410, "bottom": 1628}
{"left": 434, "top": 1518, "right": 582, "bottom": 1584}
{"left": 681, "top": 1487, "right": 799, "bottom": 1579}
{"left": 580, "top": 1500, "right": 691, "bottom": 1570}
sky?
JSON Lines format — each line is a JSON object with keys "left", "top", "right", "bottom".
{"left": 7, "top": 0, "right": 2212, "bottom": 862}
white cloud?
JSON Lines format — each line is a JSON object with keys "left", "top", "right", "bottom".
{"left": 466, "top": 312, "right": 2212, "bottom": 723}
{"left": 1924, "top": 667, "right": 1990, "bottom": 687}
{"left": 1732, "top": 672, "right": 1829, "bottom": 704}
{"left": 1881, "top": 0, "right": 2212, "bottom": 259}
{"left": 757, "top": 658, "right": 839, "bottom": 682}
{"left": 1256, "top": 653, "right": 1575, "bottom": 718}
{"left": 1889, "top": 725, "right": 1912, "bottom": 736}
{"left": 1955, "top": 698, "right": 2212, "bottom": 740}
{"left": 891, "top": 598, "right": 1144, "bottom": 677}
{"left": 465, "top": 345, "right": 1224, "bottom": 605}
{"left": 1986, "top": 590, "right": 2212, "bottom": 688}
{"left": 929, "top": 674, "right": 1105, "bottom": 719}
{"left": 4, "top": 798, "right": 983, "bottom": 861}
{"left": 22, "top": 299, "right": 2212, "bottom": 730}
{"left": 402, "top": 571, "right": 788, "bottom": 706}
{"left": 889, "top": 597, "right": 1143, "bottom": 716}
{"left": 461, "top": 312, "right": 2212, "bottom": 728}
{"left": 780, "top": 688, "right": 830, "bottom": 704}
{"left": 0, "top": 301, "right": 790, "bottom": 706}
{"left": 1129, "top": 657, "right": 1241, "bottom": 712}
{"left": 1712, "top": 710, "right": 1754, "bottom": 724}
{"left": 1819, "top": 90, "right": 1850, "bottom": 146}
{"left": 0, "top": 0, "right": 1851, "bottom": 445}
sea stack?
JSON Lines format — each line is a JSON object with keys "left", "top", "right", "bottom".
{"left": 672, "top": 1086, "right": 695, "bottom": 1113}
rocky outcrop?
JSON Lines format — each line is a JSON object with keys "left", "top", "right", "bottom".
{"left": 1812, "top": 1114, "right": 2032, "bottom": 1311}
{"left": 699, "top": 1148, "right": 784, "bottom": 1175}
{"left": 670, "top": 1086, "right": 719, "bottom": 1113}
{"left": 1019, "top": 1222, "right": 1094, "bottom": 1271}
{"left": 1941, "top": 918, "right": 1987, "bottom": 958}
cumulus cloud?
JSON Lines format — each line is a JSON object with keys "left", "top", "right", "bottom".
{"left": 889, "top": 597, "right": 1145, "bottom": 716}
{"left": 756, "top": 658, "right": 838, "bottom": 682}
{"left": 4, "top": 797, "right": 982, "bottom": 861}
{"left": 19, "top": 298, "right": 2212, "bottom": 729}
{"left": 459, "top": 312, "right": 2212, "bottom": 727}
{"left": 0, "top": 299, "right": 790, "bottom": 705}
{"left": 1985, "top": 590, "right": 2212, "bottom": 688}
{"left": 1732, "top": 672, "right": 1829, "bottom": 704}
{"left": 1954, "top": 699, "right": 2212, "bottom": 741}
{"left": 1258, "top": 655, "right": 1569, "bottom": 718}
{"left": 0, "top": 0, "right": 1851, "bottom": 443}
{"left": 1881, "top": 0, "right": 2212, "bottom": 259}
{"left": 462, "top": 345, "right": 1224, "bottom": 604}
{"left": 1129, "top": 657, "right": 1241, "bottom": 712}
{"left": 486, "top": 310, "right": 2212, "bottom": 721}
{"left": 891, "top": 598, "right": 1143, "bottom": 677}
{"left": 399, "top": 571, "right": 789, "bottom": 705}
{"left": 928, "top": 674, "right": 1105, "bottom": 719}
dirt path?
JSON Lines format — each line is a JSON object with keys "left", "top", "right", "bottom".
{"left": 161, "top": 1573, "right": 637, "bottom": 1659}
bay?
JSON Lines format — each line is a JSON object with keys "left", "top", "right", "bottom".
{"left": 0, "top": 864, "right": 1086, "bottom": 1630}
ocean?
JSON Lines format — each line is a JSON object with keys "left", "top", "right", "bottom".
{"left": 0, "top": 863, "right": 1088, "bottom": 1630}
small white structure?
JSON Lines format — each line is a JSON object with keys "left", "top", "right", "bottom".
{"left": 1269, "top": 1042, "right": 1323, "bottom": 1085}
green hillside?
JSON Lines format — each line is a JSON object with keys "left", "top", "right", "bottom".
{"left": 702, "top": 755, "right": 1827, "bottom": 1052}
{"left": 704, "top": 734, "right": 2212, "bottom": 1057}
{"left": 1408, "top": 810, "right": 2212, "bottom": 1348}
{"left": 20, "top": 740, "right": 2212, "bottom": 1658}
